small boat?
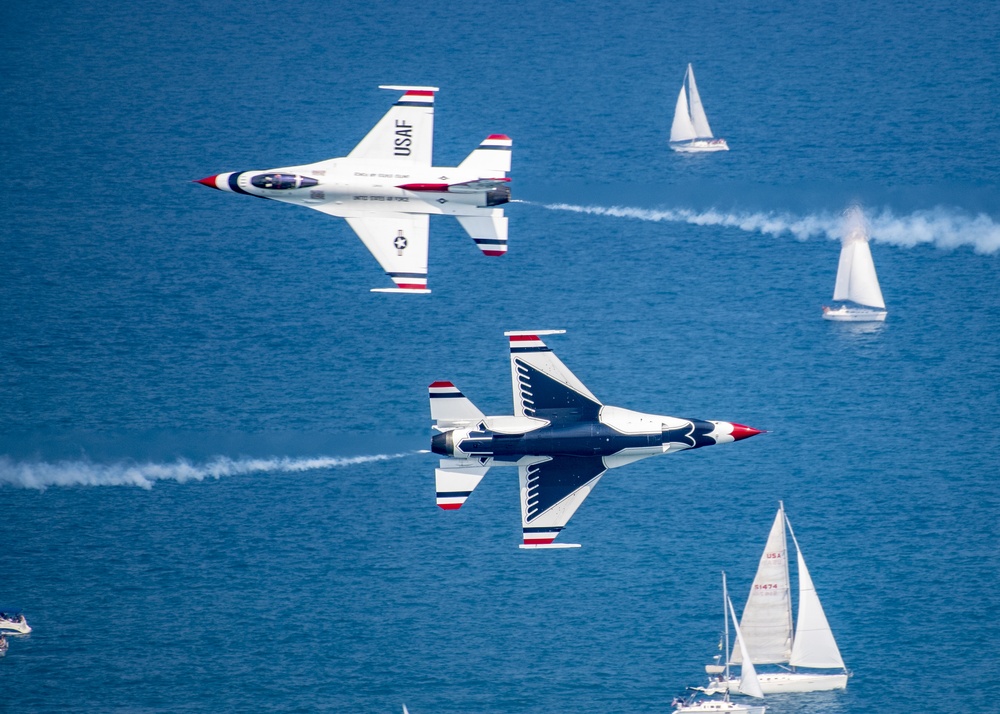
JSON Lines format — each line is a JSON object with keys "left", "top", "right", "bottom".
{"left": 669, "top": 64, "right": 729, "bottom": 153}
{"left": 0, "top": 608, "right": 30, "bottom": 634}
{"left": 0, "top": 635, "right": 8, "bottom": 656}
{"left": 823, "top": 208, "right": 886, "bottom": 321}
{"left": 675, "top": 573, "right": 766, "bottom": 714}
{"left": 705, "top": 503, "right": 849, "bottom": 694}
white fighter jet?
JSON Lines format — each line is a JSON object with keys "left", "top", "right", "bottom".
{"left": 195, "top": 86, "right": 511, "bottom": 293}
{"left": 429, "top": 331, "right": 763, "bottom": 548}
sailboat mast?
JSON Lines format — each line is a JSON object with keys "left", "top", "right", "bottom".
{"left": 723, "top": 570, "right": 731, "bottom": 681}
{"left": 779, "top": 500, "right": 794, "bottom": 665}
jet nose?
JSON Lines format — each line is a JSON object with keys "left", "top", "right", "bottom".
{"left": 431, "top": 431, "right": 451, "bottom": 456}
{"left": 730, "top": 423, "right": 764, "bottom": 441}
{"left": 194, "top": 175, "right": 220, "bottom": 190}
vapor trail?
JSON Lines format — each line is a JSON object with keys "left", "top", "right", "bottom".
{"left": 0, "top": 453, "right": 414, "bottom": 491}
{"left": 540, "top": 202, "right": 1000, "bottom": 254}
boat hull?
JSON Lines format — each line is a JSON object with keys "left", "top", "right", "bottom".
{"left": 676, "top": 701, "right": 765, "bottom": 714}
{"left": 707, "top": 672, "right": 848, "bottom": 694}
{"left": 670, "top": 139, "right": 729, "bottom": 152}
{"left": 0, "top": 621, "right": 31, "bottom": 635}
{"left": 822, "top": 306, "right": 886, "bottom": 322}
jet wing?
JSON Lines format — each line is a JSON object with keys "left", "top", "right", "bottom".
{"left": 343, "top": 214, "right": 431, "bottom": 293}
{"left": 505, "top": 331, "right": 602, "bottom": 421}
{"left": 519, "top": 455, "right": 607, "bottom": 548}
{"left": 347, "top": 85, "right": 437, "bottom": 166}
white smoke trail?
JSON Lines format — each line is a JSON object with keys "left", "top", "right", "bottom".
{"left": 0, "top": 452, "right": 413, "bottom": 491}
{"left": 541, "top": 202, "right": 1000, "bottom": 254}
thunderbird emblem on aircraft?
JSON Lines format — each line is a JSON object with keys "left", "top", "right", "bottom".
{"left": 195, "top": 86, "right": 512, "bottom": 294}
{"left": 429, "top": 331, "right": 763, "bottom": 548}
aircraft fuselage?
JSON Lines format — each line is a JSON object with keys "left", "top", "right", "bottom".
{"left": 197, "top": 159, "right": 510, "bottom": 218}
{"left": 432, "top": 407, "right": 753, "bottom": 460}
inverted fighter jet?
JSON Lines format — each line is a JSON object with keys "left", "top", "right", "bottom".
{"left": 195, "top": 86, "right": 511, "bottom": 293}
{"left": 429, "top": 331, "right": 763, "bottom": 548}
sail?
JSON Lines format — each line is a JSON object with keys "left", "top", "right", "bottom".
{"left": 731, "top": 508, "right": 793, "bottom": 664}
{"left": 729, "top": 595, "right": 765, "bottom": 699}
{"left": 670, "top": 85, "right": 697, "bottom": 143}
{"left": 788, "top": 529, "right": 846, "bottom": 669}
{"left": 685, "top": 64, "right": 714, "bottom": 139}
{"left": 832, "top": 234, "right": 885, "bottom": 309}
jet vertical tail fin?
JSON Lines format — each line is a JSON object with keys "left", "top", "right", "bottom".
{"left": 429, "top": 381, "right": 485, "bottom": 430}
{"left": 456, "top": 211, "right": 508, "bottom": 256}
{"left": 458, "top": 134, "right": 512, "bottom": 174}
{"left": 435, "top": 458, "right": 491, "bottom": 510}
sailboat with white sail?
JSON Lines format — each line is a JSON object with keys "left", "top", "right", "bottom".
{"left": 823, "top": 207, "right": 887, "bottom": 321}
{"left": 669, "top": 64, "right": 729, "bottom": 153}
{"left": 677, "top": 573, "right": 765, "bottom": 714}
{"left": 706, "top": 503, "right": 848, "bottom": 695}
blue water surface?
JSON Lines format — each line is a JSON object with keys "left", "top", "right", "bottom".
{"left": 2, "top": 1, "right": 999, "bottom": 712}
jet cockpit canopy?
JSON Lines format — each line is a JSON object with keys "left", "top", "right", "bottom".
{"left": 250, "top": 173, "right": 319, "bottom": 190}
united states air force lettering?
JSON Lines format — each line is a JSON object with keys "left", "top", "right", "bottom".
{"left": 394, "top": 120, "right": 412, "bottom": 156}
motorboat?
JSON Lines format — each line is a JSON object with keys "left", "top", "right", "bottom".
{"left": 0, "top": 608, "right": 30, "bottom": 634}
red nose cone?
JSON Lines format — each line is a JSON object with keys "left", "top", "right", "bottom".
{"left": 194, "top": 175, "right": 220, "bottom": 189}
{"left": 730, "top": 423, "right": 763, "bottom": 441}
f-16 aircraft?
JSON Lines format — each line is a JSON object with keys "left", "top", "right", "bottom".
{"left": 429, "top": 331, "right": 763, "bottom": 548}
{"left": 195, "top": 86, "right": 511, "bottom": 294}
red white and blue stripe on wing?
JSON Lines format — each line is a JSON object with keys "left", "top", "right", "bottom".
{"left": 388, "top": 272, "right": 428, "bottom": 290}
{"left": 507, "top": 333, "right": 553, "bottom": 354}
{"left": 393, "top": 89, "right": 436, "bottom": 107}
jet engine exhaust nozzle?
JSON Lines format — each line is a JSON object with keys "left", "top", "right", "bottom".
{"left": 431, "top": 431, "right": 452, "bottom": 456}
{"left": 485, "top": 185, "right": 511, "bottom": 207}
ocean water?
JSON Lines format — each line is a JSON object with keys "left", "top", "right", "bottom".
{"left": 2, "top": 1, "right": 999, "bottom": 712}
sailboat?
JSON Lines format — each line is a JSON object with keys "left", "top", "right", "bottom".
{"left": 707, "top": 503, "right": 849, "bottom": 694}
{"left": 676, "top": 573, "right": 765, "bottom": 714}
{"left": 669, "top": 64, "right": 729, "bottom": 153}
{"left": 823, "top": 209, "right": 887, "bottom": 321}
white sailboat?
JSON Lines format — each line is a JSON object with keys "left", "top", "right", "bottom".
{"left": 669, "top": 64, "right": 729, "bottom": 153}
{"left": 707, "top": 503, "right": 849, "bottom": 695}
{"left": 677, "top": 573, "right": 765, "bottom": 714}
{"left": 823, "top": 208, "right": 887, "bottom": 321}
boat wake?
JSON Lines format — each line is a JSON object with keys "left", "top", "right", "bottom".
{"left": 0, "top": 452, "right": 414, "bottom": 491}
{"left": 539, "top": 202, "right": 1000, "bottom": 254}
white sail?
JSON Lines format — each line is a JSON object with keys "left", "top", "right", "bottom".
{"left": 685, "top": 64, "right": 714, "bottom": 139}
{"left": 787, "top": 526, "right": 845, "bottom": 669}
{"left": 670, "top": 85, "right": 697, "bottom": 143}
{"left": 729, "top": 595, "right": 765, "bottom": 699}
{"left": 832, "top": 225, "right": 885, "bottom": 309}
{"left": 731, "top": 508, "right": 792, "bottom": 664}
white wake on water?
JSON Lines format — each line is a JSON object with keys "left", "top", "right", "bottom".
{"left": 541, "top": 202, "right": 1000, "bottom": 254}
{"left": 0, "top": 453, "right": 413, "bottom": 491}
